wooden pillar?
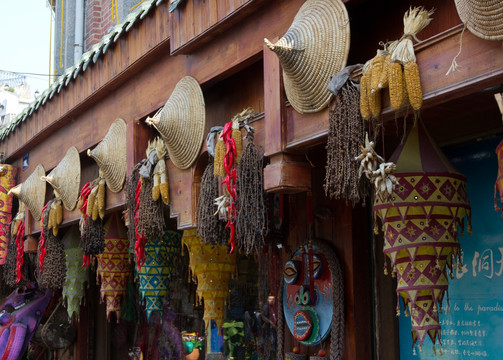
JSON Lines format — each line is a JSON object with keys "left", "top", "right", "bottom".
{"left": 263, "top": 44, "right": 311, "bottom": 193}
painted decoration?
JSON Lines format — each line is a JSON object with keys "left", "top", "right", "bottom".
{"left": 0, "top": 165, "right": 17, "bottom": 265}
{"left": 62, "top": 227, "right": 88, "bottom": 320}
{"left": 282, "top": 244, "right": 333, "bottom": 346}
{"left": 373, "top": 120, "right": 471, "bottom": 352}
{"left": 137, "top": 229, "right": 181, "bottom": 321}
{"left": 96, "top": 213, "right": 130, "bottom": 321}
{"left": 182, "top": 229, "right": 236, "bottom": 330}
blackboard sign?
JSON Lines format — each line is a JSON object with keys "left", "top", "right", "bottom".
{"left": 399, "top": 137, "right": 503, "bottom": 359}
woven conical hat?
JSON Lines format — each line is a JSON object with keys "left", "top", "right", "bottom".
{"left": 8, "top": 164, "right": 46, "bottom": 221}
{"left": 145, "top": 76, "right": 206, "bottom": 170}
{"left": 454, "top": 0, "right": 503, "bottom": 41}
{"left": 87, "top": 118, "right": 127, "bottom": 193}
{"left": 265, "top": 0, "right": 350, "bottom": 114}
{"left": 41, "top": 147, "right": 81, "bottom": 211}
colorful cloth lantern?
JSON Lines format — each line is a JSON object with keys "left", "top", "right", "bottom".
{"left": 373, "top": 120, "right": 471, "bottom": 352}
{"left": 96, "top": 213, "right": 130, "bottom": 321}
{"left": 0, "top": 165, "right": 17, "bottom": 265}
{"left": 182, "top": 229, "right": 236, "bottom": 330}
{"left": 137, "top": 229, "right": 181, "bottom": 321}
{"left": 62, "top": 227, "right": 88, "bottom": 320}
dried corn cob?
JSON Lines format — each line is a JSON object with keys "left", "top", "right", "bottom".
{"left": 389, "top": 62, "right": 404, "bottom": 109}
{"left": 214, "top": 137, "right": 226, "bottom": 177}
{"left": 402, "top": 70, "right": 409, "bottom": 107}
{"left": 360, "top": 61, "right": 371, "bottom": 120}
{"left": 47, "top": 204, "right": 55, "bottom": 230}
{"left": 152, "top": 171, "right": 160, "bottom": 201}
{"left": 232, "top": 122, "right": 242, "bottom": 163}
{"left": 369, "top": 87, "right": 382, "bottom": 119}
{"left": 378, "top": 54, "right": 392, "bottom": 90}
{"left": 370, "top": 50, "right": 386, "bottom": 93}
{"left": 404, "top": 61, "right": 422, "bottom": 110}
{"left": 98, "top": 178, "right": 106, "bottom": 220}
{"left": 159, "top": 161, "right": 169, "bottom": 205}
{"left": 55, "top": 199, "right": 63, "bottom": 225}
{"left": 87, "top": 185, "right": 98, "bottom": 218}
{"left": 92, "top": 194, "right": 99, "bottom": 221}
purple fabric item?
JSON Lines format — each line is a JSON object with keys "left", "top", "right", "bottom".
{"left": 0, "top": 283, "right": 53, "bottom": 359}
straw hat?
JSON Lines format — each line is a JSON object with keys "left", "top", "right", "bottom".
{"left": 8, "top": 164, "right": 46, "bottom": 221}
{"left": 454, "top": 0, "right": 503, "bottom": 41}
{"left": 87, "top": 118, "right": 127, "bottom": 193}
{"left": 145, "top": 76, "right": 206, "bottom": 170}
{"left": 264, "top": 0, "right": 350, "bottom": 114}
{"left": 41, "top": 147, "right": 81, "bottom": 211}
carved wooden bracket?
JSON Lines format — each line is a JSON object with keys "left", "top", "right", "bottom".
{"left": 262, "top": 43, "right": 311, "bottom": 193}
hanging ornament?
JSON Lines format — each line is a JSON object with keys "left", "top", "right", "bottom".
{"left": 0, "top": 164, "right": 17, "bottom": 265}
{"left": 182, "top": 229, "right": 236, "bottom": 330}
{"left": 373, "top": 120, "right": 471, "bottom": 353}
{"left": 136, "top": 229, "right": 181, "bottom": 321}
{"left": 96, "top": 213, "right": 130, "bottom": 321}
{"left": 62, "top": 226, "right": 88, "bottom": 321}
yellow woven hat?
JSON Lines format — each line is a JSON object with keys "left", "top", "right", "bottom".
{"left": 41, "top": 146, "right": 81, "bottom": 211}
{"left": 87, "top": 118, "right": 127, "bottom": 193}
{"left": 265, "top": 0, "right": 350, "bottom": 114}
{"left": 145, "top": 76, "right": 206, "bottom": 170}
{"left": 9, "top": 164, "right": 46, "bottom": 221}
{"left": 454, "top": 0, "right": 503, "bottom": 41}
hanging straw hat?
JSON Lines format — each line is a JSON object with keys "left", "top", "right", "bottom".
{"left": 145, "top": 76, "right": 206, "bottom": 170}
{"left": 264, "top": 0, "right": 350, "bottom": 114}
{"left": 41, "top": 147, "right": 81, "bottom": 211}
{"left": 454, "top": 0, "right": 503, "bottom": 41}
{"left": 87, "top": 118, "right": 127, "bottom": 193}
{"left": 8, "top": 164, "right": 46, "bottom": 221}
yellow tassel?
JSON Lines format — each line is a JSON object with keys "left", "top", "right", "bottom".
{"left": 389, "top": 62, "right": 404, "bottom": 109}
{"left": 404, "top": 61, "right": 423, "bottom": 110}
{"left": 214, "top": 138, "right": 225, "bottom": 177}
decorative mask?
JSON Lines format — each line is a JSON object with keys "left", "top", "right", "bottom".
{"left": 279, "top": 240, "right": 343, "bottom": 360}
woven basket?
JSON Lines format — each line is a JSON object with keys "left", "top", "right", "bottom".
{"left": 265, "top": 0, "right": 350, "bottom": 114}
{"left": 454, "top": 0, "right": 503, "bottom": 40}
{"left": 9, "top": 164, "right": 46, "bottom": 221}
{"left": 145, "top": 76, "right": 206, "bottom": 170}
{"left": 87, "top": 118, "right": 127, "bottom": 193}
{"left": 41, "top": 147, "right": 81, "bottom": 211}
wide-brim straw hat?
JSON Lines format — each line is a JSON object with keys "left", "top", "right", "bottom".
{"left": 87, "top": 118, "right": 127, "bottom": 193}
{"left": 145, "top": 76, "right": 206, "bottom": 170}
{"left": 8, "top": 164, "right": 46, "bottom": 221}
{"left": 41, "top": 146, "right": 81, "bottom": 211}
{"left": 454, "top": 0, "right": 503, "bottom": 41}
{"left": 265, "top": 0, "right": 350, "bottom": 114}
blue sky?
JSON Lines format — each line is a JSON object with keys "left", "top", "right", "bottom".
{"left": 0, "top": 1, "right": 52, "bottom": 96}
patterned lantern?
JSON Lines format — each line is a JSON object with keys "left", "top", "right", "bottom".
{"left": 96, "top": 213, "right": 130, "bottom": 321}
{"left": 137, "top": 229, "right": 181, "bottom": 321}
{"left": 0, "top": 165, "right": 17, "bottom": 265}
{"left": 62, "top": 227, "right": 88, "bottom": 320}
{"left": 182, "top": 229, "right": 236, "bottom": 330}
{"left": 494, "top": 140, "right": 503, "bottom": 214}
{"left": 373, "top": 120, "right": 471, "bottom": 352}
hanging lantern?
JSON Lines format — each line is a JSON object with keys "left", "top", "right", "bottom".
{"left": 137, "top": 229, "right": 181, "bottom": 321}
{"left": 373, "top": 120, "right": 471, "bottom": 353}
{"left": 62, "top": 227, "right": 88, "bottom": 320}
{"left": 0, "top": 165, "right": 17, "bottom": 265}
{"left": 182, "top": 229, "right": 236, "bottom": 330}
{"left": 96, "top": 213, "right": 130, "bottom": 321}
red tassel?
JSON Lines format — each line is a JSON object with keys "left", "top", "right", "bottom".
{"left": 15, "top": 221, "right": 25, "bottom": 283}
